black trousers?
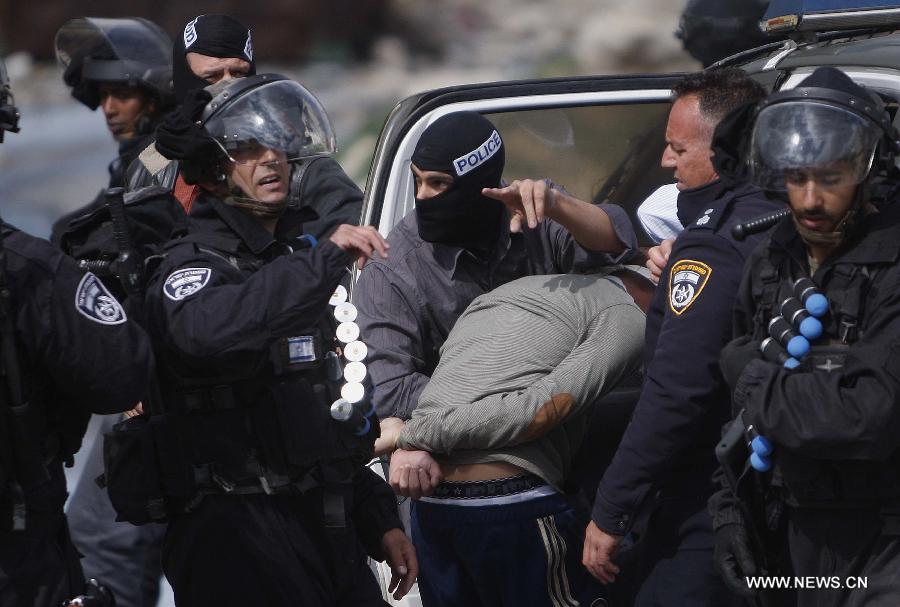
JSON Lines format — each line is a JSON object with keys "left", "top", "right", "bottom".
{"left": 786, "top": 507, "right": 900, "bottom": 607}
{"left": 162, "top": 491, "right": 387, "bottom": 607}
{"left": 0, "top": 513, "right": 84, "bottom": 607}
{"left": 628, "top": 493, "right": 740, "bottom": 607}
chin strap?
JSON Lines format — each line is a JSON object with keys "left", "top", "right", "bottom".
{"left": 792, "top": 181, "right": 876, "bottom": 248}
{"left": 221, "top": 179, "right": 287, "bottom": 221}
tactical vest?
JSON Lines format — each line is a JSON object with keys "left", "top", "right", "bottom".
{"left": 57, "top": 187, "right": 187, "bottom": 301}
{"left": 749, "top": 242, "right": 900, "bottom": 508}
{"left": 0, "top": 227, "right": 85, "bottom": 533}
{"left": 104, "top": 232, "right": 376, "bottom": 525}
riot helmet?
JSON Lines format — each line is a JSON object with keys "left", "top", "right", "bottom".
{"left": 55, "top": 17, "right": 174, "bottom": 111}
{"left": 200, "top": 74, "right": 337, "bottom": 219}
{"left": 0, "top": 58, "right": 20, "bottom": 143}
{"left": 747, "top": 67, "right": 900, "bottom": 248}
{"left": 748, "top": 67, "right": 898, "bottom": 194}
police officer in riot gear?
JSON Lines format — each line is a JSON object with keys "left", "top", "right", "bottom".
{"left": 139, "top": 74, "right": 415, "bottom": 606}
{"left": 713, "top": 67, "right": 900, "bottom": 606}
{"left": 0, "top": 57, "right": 154, "bottom": 607}
{"left": 49, "top": 21, "right": 182, "bottom": 606}
{"left": 50, "top": 19, "right": 182, "bottom": 607}
{"left": 50, "top": 16, "right": 184, "bottom": 296}
{"left": 52, "top": 17, "right": 174, "bottom": 203}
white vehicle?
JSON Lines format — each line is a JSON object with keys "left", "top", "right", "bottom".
{"left": 357, "top": 1, "right": 900, "bottom": 602}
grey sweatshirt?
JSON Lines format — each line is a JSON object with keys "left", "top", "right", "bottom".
{"left": 397, "top": 271, "right": 646, "bottom": 491}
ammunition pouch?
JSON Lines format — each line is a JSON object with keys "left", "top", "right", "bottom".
{"left": 103, "top": 414, "right": 168, "bottom": 525}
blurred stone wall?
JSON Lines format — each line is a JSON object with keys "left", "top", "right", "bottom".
{"left": 0, "top": 0, "right": 700, "bottom": 237}
{"left": 0, "top": 0, "right": 389, "bottom": 61}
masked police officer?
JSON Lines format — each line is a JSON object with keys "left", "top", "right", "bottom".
{"left": 139, "top": 74, "right": 415, "bottom": 606}
{"left": 0, "top": 58, "right": 154, "bottom": 607}
{"left": 714, "top": 67, "right": 900, "bottom": 606}
{"left": 51, "top": 17, "right": 175, "bottom": 244}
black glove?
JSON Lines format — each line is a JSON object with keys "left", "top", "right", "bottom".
{"left": 714, "top": 522, "right": 760, "bottom": 599}
{"left": 155, "top": 89, "right": 223, "bottom": 184}
{"left": 719, "top": 335, "right": 762, "bottom": 390}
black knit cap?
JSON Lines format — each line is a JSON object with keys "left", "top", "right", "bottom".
{"left": 412, "top": 111, "right": 505, "bottom": 188}
{"left": 172, "top": 14, "right": 256, "bottom": 103}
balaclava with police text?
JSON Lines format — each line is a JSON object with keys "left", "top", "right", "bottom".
{"left": 173, "top": 14, "right": 256, "bottom": 103}
{"left": 411, "top": 111, "right": 505, "bottom": 253}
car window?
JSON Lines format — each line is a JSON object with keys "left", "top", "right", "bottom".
{"left": 379, "top": 100, "right": 674, "bottom": 246}
{"left": 488, "top": 103, "right": 672, "bottom": 244}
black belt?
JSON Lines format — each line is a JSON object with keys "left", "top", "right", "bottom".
{"left": 431, "top": 474, "right": 546, "bottom": 500}
{"left": 191, "top": 462, "right": 320, "bottom": 496}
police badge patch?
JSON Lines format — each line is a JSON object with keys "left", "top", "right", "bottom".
{"left": 164, "top": 268, "right": 212, "bottom": 301}
{"left": 75, "top": 273, "right": 127, "bottom": 325}
{"left": 669, "top": 259, "right": 712, "bottom": 315}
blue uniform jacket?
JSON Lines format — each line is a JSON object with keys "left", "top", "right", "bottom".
{"left": 592, "top": 180, "right": 781, "bottom": 536}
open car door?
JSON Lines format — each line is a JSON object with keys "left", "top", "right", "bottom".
{"left": 361, "top": 74, "right": 686, "bottom": 245}
{"left": 355, "top": 73, "right": 686, "bottom": 606}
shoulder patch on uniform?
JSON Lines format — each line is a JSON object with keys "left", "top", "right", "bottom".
{"left": 668, "top": 259, "right": 713, "bottom": 315}
{"left": 75, "top": 273, "right": 127, "bottom": 325}
{"left": 164, "top": 267, "right": 212, "bottom": 301}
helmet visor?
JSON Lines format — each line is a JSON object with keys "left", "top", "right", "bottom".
{"left": 55, "top": 18, "right": 171, "bottom": 86}
{"left": 749, "top": 101, "right": 880, "bottom": 192}
{"left": 204, "top": 79, "right": 337, "bottom": 163}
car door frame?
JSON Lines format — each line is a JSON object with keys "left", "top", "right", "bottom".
{"left": 360, "top": 74, "right": 687, "bottom": 237}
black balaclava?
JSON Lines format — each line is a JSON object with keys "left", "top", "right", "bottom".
{"left": 173, "top": 14, "right": 256, "bottom": 103}
{"left": 411, "top": 111, "right": 505, "bottom": 253}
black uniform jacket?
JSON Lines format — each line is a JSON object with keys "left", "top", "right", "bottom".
{"left": 1, "top": 221, "right": 153, "bottom": 512}
{"left": 143, "top": 192, "right": 401, "bottom": 556}
{"left": 50, "top": 134, "right": 156, "bottom": 246}
{"left": 711, "top": 198, "right": 900, "bottom": 525}
{"left": 592, "top": 180, "right": 781, "bottom": 536}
